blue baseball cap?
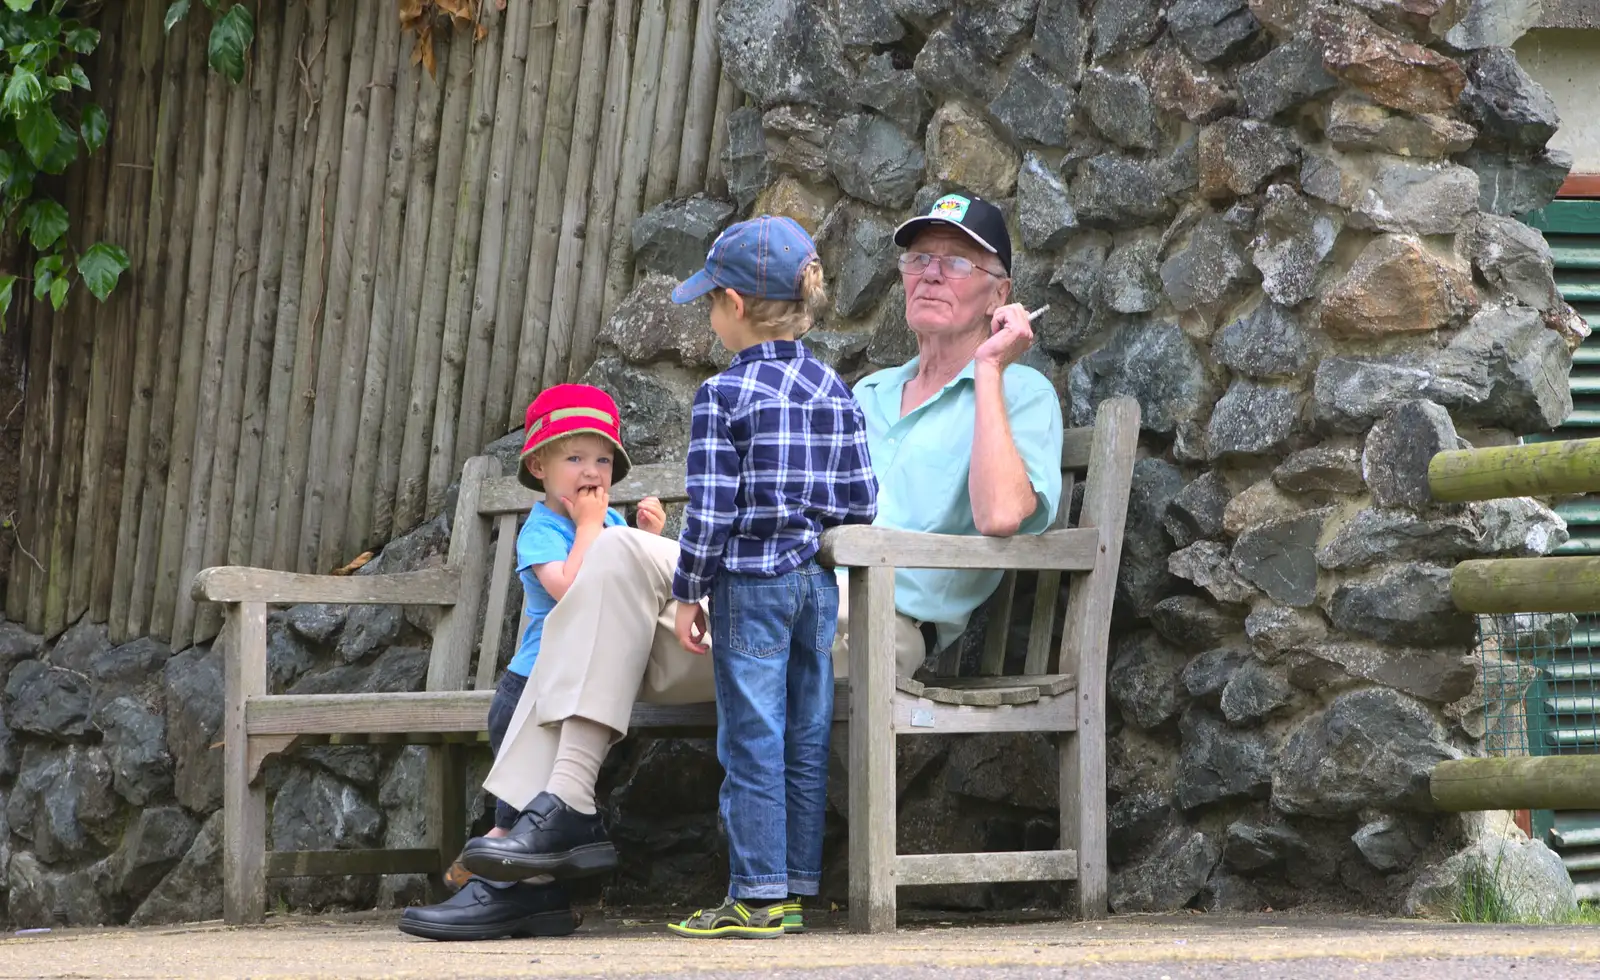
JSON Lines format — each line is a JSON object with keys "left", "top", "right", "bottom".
{"left": 671, "top": 215, "right": 820, "bottom": 304}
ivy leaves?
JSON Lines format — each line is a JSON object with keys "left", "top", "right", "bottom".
{"left": 0, "top": 0, "right": 126, "bottom": 321}
{"left": 165, "top": 0, "right": 255, "bottom": 84}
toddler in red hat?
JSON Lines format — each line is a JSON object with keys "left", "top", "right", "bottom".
{"left": 452, "top": 384, "right": 665, "bottom": 878}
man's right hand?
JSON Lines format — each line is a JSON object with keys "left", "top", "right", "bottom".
{"left": 563, "top": 485, "right": 611, "bottom": 530}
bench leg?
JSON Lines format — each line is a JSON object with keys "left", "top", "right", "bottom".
{"left": 848, "top": 566, "right": 897, "bottom": 933}
{"left": 427, "top": 742, "right": 468, "bottom": 900}
{"left": 222, "top": 602, "right": 268, "bottom": 924}
{"left": 1061, "top": 730, "right": 1107, "bottom": 919}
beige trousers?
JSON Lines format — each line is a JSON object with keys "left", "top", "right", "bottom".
{"left": 482, "top": 526, "right": 925, "bottom": 811}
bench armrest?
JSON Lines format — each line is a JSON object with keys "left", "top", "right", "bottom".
{"left": 818, "top": 525, "right": 1101, "bottom": 572}
{"left": 191, "top": 566, "right": 460, "bottom": 605}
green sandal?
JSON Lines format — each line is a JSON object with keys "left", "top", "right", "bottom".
{"left": 667, "top": 897, "right": 786, "bottom": 939}
{"left": 780, "top": 899, "right": 805, "bottom": 934}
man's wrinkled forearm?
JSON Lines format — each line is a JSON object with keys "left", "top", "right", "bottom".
{"left": 969, "top": 361, "right": 1038, "bottom": 536}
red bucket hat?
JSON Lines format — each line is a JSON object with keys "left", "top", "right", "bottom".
{"left": 517, "top": 384, "right": 633, "bottom": 491}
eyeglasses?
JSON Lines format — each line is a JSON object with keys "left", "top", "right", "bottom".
{"left": 897, "top": 252, "right": 1004, "bottom": 280}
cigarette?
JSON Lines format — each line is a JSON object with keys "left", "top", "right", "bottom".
{"left": 1027, "top": 304, "right": 1050, "bottom": 321}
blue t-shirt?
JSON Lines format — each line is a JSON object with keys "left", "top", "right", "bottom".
{"left": 509, "top": 502, "right": 628, "bottom": 676}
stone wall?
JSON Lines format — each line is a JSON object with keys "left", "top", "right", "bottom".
{"left": 0, "top": 0, "right": 1590, "bottom": 927}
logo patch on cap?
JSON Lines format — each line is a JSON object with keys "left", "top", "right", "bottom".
{"left": 931, "top": 194, "right": 971, "bottom": 221}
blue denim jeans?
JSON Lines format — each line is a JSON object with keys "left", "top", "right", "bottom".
{"left": 711, "top": 560, "right": 838, "bottom": 901}
{"left": 486, "top": 669, "right": 528, "bottom": 830}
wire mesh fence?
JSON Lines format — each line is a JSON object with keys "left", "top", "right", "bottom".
{"left": 1477, "top": 612, "right": 1600, "bottom": 760}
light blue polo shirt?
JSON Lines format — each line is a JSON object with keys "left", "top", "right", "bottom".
{"left": 852, "top": 357, "right": 1065, "bottom": 651}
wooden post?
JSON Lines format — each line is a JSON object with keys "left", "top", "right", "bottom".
{"left": 642, "top": 0, "right": 694, "bottom": 208}
{"left": 674, "top": 0, "right": 720, "bottom": 196}
{"left": 599, "top": 0, "right": 667, "bottom": 325}
{"left": 1056, "top": 397, "right": 1139, "bottom": 921}
{"left": 222, "top": 600, "right": 269, "bottom": 924}
{"left": 848, "top": 564, "right": 898, "bottom": 934}
{"left": 703, "top": 73, "right": 737, "bottom": 200}
{"left": 1432, "top": 756, "right": 1600, "bottom": 812}
{"left": 542, "top": 0, "right": 615, "bottom": 389}
{"left": 1430, "top": 439, "right": 1600, "bottom": 503}
{"left": 1452, "top": 555, "right": 1600, "bottom": 614}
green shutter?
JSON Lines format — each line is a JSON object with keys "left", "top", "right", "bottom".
{"left": 1520, "top": 199, "right": 1600, "bottom": 902}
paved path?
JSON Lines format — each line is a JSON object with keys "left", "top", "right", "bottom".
{"left": 4, "top": 910, "right": 1598, "bottom": 979}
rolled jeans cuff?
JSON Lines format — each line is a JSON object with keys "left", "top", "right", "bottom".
{"left": 729, "top": 871, "right": 789, "bottom": 901}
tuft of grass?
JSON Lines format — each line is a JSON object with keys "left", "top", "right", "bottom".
{"left": 1569, "top": 902, "right": 1600, "bottom": 926}
{"left": 1454, "top": 854, "right": 1520, "bottom": 923}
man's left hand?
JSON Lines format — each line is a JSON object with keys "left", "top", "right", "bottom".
{"left": 636, "top": 496, "right": 667, "bottom": 535}
{"left": 674, "top": 601, "right": 709, "bottom": 654}
{"left": 975, "top": 302, "right": 1035, "bottom": 370}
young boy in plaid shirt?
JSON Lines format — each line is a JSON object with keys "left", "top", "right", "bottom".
{"left": 664, "top": 216, "right": 878, "bottom": 939}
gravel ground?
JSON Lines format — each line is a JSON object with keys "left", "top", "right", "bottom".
{"left": 3, "top": 910, "right": 1597, "bottom": 980}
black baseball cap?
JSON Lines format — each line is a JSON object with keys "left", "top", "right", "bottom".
{"left": 892, "top": 193, "right": 1013, "bottom": 275}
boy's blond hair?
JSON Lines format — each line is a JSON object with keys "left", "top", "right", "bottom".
{"left": 709, "top": 260, "right": 828, "bottom": 338}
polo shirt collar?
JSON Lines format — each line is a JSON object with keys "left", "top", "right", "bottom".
{"left": 730, "top": 339, "right": 806, "bottom": 368}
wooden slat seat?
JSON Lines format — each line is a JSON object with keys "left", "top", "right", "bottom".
{"left": 197, "top": 396, "right": 1138, "bottom": 931}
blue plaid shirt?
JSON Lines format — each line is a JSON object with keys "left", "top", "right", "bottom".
{"left": 672, "top": 340, "right": 878, "bottom": 602}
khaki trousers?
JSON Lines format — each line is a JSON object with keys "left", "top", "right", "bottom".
{"left": 482, "top": 527, "right": 925, "bottom": 811}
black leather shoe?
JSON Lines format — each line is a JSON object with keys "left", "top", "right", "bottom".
{"left": 460, "top": 792, "right": 618, "bottom": 882}
{"left": 397, "top": 876, "right": 578, "bottom": 941}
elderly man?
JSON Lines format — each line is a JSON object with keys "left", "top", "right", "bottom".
{"left": 399, "top": 194, "right": 1065, "bottom": 941}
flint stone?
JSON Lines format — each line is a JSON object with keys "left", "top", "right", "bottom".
{"left": 1231, "top": 510, "right": 1326, "bottom": 606}
{"left": 630, "top": 197, "right": 736, "bottom": 281}
{"left": 1181, "top": 647, "right": 1250, "bottom": 700}
{"left": 1199, "top": 119, "right": 1299, "bottom": 199}
{"left": 1207, "top": 380, "right": 1301, "bottom": 459}
{"left": 1223, "top": 479, "right": 1307, "bottom": 536}
{"left": 1220, "top": 660, "right": 1292, "bottom": 724}
{"left": 1016, "top": 155, "right": 1078, "bottom": 250}
{"left": 0, "top": 710, "right": 15, "bottom": 779}
{"left": 1328, "top": 563, "right": 1474, "bottom": 646}
{"left": 1425, "top": 304, "right": 1573, "bottom": 433}
{"left": 1071, "top": 155, "right": 1175, "bottom": 227}
{"left": 1175, "top": 707, "right": 1273, "bottom": 809}
{"left": 828, "top": 115, "right": 923, "bottom": 209}
{"left": 6, "top": 851, "right": 117, "bottom": 927}
{"left": 1322, "top": 235, "right": 1476, "bottom": 339}
{"left": 763, "top": 105, "right": 833, "bottom": 179}
{"left": 1141, "top": 40, "right": 1235, "bottom": 123}
{"left": 130, "top": 811, "right": 223, "bottom": 925}
{"left": 1165, "top": 472, "right": 1230, "bottom": 549}
{"left": 723, "top": 107, "right": 769, "bottom": 210}
{"left": 1169, "top": 0, "right": 1260, "bottom": 62}
{"left": 1215, "top": 303, "right": 1313, "bottom": 381}
{"left": 924, "top": 102, "right": 1018, "bottom": 199}
{"left": 89, "top": 637, "right": 171, "bottom": 710}
{"left": 1461, "top": 47, "right": 1560, "bottom": 150}
{"left": 1161, "top": 215, "right": 1250, "bottom": 311}
{"left": 1109, "top": 727, "right": 1179, "bottom": 797}
{"left": 1052, "top": 232, "right": 1110, "bottom": 307}
{"left": 1364, "top": 400, "right": 1457, "bottom": 511}
{"left": 1462, "top": 213, "right": 1562, "bottom": 312}
{"left": 1300, "top": 150, "right": 1367, "bottom": 210}
{"left": 1325, "top": 96, "right": 1477, "bottom": 157}
{"left": 825, "top": 207, "right": 899, "bottom": 320}
{"left": 289, "top": 645, "right": 430, "bottom": 696}
{"left": 1110, "top": 631, "right": 1189, "bottom": 730}
{"left": 1479, "top": 497, "right": 1568, "bottom": 557}
{"left": 5, "top": 660, "right": 91, "bottom": 738}
{"left": 866, "top": 281, "right": 916, "bottom": 368}
{"left": 47, "top": 619, "right": 111, "bottom": 673}
{"left": 1110, "top": 825, "right": 1222, "bottom": 912}
{"left": 1236, "top": 34, "right": 1336, "bottom": 119}
{"left": 953, "top": 0, "right": 1038, "bottom": 61}
{"left": 1224, "top": 819, "right": 1308, "bottom": 873}
{"left": 1101, "top": 238, "right": 1161, "bottom": 313}
{"left": 1092, "top": 0, "right": 1163, "bottom": 58}
{"left": 1245, "top": 604, "right": 1328, "bottom": 659}
{"left": 94, "top": 696, "right": 173, "bottom": 806}
{"left": 1251, "top": 185, "right": 1339, "bottom": 307}
{"left": 164, "top": 645, "right": 224, "bottom": 813}
{"left": 717, "top": 0, "right": 852, "bottom": 109}
{"left": 1308, "top": 642, "right": 1475, "bottom": 703}
{"left": 1351, "top": 160, "right": 1480, "bottom": 236}
{"left": 286, "top": 602, "right": 345, "bottom": 644}
{"left": 581, "top": 357, "right": 697, "bottom": 464}
{"left": 835, "top": 0, "right": 904, "bottom": 46}
{"left": 1170, "top": 541, "right": 1259, "bottom": 606}
{"left": 1315, "top": 7, "right": 1468, "bottom": 114}
{"left": 1118, "top": 458, "right": 1186, "bottom": 619}
{"left": 1082, "top": 69, "right": 1159, "bottom": 152}
{"left": 987, "top": 56, "right": 1073, "bottom": 149}
{"left": 1153, "top": 598, "right": 1248, "bottom": 650}
{"left": 753, "top": 174, "right": 839, "bottom": 234}
{"left": 335, "top": 603, "right": 405, "bottom": 664}
{"left": 270, "top": 768, "right": 384, "bottom": 852}
{"left": 301, "top": 745, "right": 383, "bottom": 788}
{"left": 1352, "top": 814, "right": 1431, "bottom": 872}
{"left": 119, "top": 805, "right": 199, "bottom": 899}
{"left": 1273, "top": 687, "right": 1459, "bottom": 816}
{"left": 1068, "top": 318, "right": 1208, "bottom": 434}
{"left": 914, "top": 26, "right": 1001, "bottom": 103}
{"left": 1445, "top": 0, "right": 1540, "bottom": 49}
{"left": 808, "top": 328, "right": 872, "bottom": 372}
{"left": 1200, "top": 874, "right": 1268, "bottom": 912}
{"left": 1033, "top": 0, "right": 1085, "bottom": 82}
{"left": 1274, "top": 445, "right": 1364, "bottom": 495}
{"left": 0, "top": 621, "right": 43, "bottom": 671}
{"left": 8, "top": 742, "right": 117, "bottom": 862}
{"left": 853, "top": 54, "right": 930, "bottom": 135}
{"left": 1109, "top": 791, "right": 1172, "bottom": 863}
{"left": 1312, "top": 357, "right": 1434, "bottom": 432}
{"left": 600, "top": 273, "right": 729, "bottom": 369}
{"left": 1464, "top": 147, "right": 1573, "bottom": 218}
{"left": 944, "top": 733, "right": 1056, "bottom": 811}
{"left": 1317, "top": 508, "right": 1481, "bottom": 570}
{"left": 1406, "top": 835, "right": 1577, "bottom": 921}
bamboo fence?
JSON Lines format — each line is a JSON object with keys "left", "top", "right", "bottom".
{"left": 5, "top": 0, "right": 743, "bottom": 648}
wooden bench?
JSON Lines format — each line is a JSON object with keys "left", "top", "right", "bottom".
{"left": 194, "top": 396, "right": 1138, "bottom": 932}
